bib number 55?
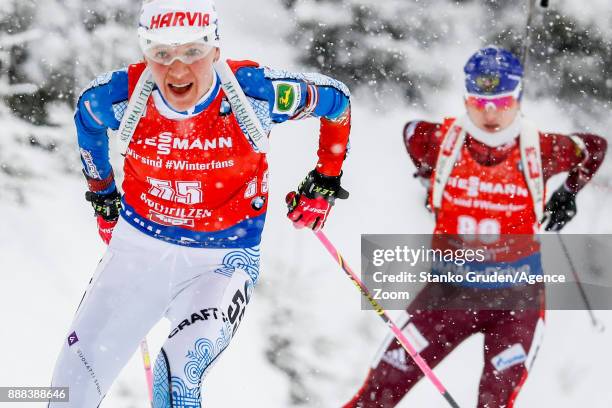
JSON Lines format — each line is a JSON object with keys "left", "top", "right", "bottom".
{"left": 147, "top": 178, "right": 203, "bottom": 204}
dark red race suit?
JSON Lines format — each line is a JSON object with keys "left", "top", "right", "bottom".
{"left": 345, "top": 119, "right": 606, "bottom": 408}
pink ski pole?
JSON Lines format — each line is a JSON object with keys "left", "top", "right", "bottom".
{"left": 140, "top": 339, "right": 154, "bottom": 406}
{"left": 313, "top": 230, "right": 461, "bottom": 408}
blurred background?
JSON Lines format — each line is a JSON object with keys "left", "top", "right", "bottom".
{"left": 1, "top": 0, "right": 612, "bottom": 406}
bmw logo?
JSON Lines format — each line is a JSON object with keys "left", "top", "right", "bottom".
{"left": 220, "top": 98, "right": 232, "bottom": 116}
{"left": 251, "top": 196, "right": 265, "bottom": 211}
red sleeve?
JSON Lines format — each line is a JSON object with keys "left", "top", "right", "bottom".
{"left": 403, "top": 120, "right": 443, "bottom": 178}
{"left": 315, "top": 107, "right": 351, "bottom": 176}
{"left": 127, "top": 62, "right": 147, "bottom": 98}
{"left": 227, "top": 59, "right": 260, "bottom": 71}
{"left": 541, "top": 132, "right": 607, "bottom": 193}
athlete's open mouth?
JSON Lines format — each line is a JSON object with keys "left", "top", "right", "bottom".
{"left": 484, "top": 124, "right": 500, "bottom": 132}
{"left": 168, "top": 82, "right": 193, "bottom": 95}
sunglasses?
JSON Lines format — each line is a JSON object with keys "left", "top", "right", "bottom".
{"left": 464, "top": 88, "right": 521, "bottom": 111}
{"left": 141, "top": 40, "right": 214, "bottom": 66}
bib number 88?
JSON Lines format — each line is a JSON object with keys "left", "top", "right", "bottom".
{"left": 457, "top": 215, "right": 500, "bottom": 243}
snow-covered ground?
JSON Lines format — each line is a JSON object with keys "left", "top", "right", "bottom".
{"left": 1, "top": 1, "right": 612, "bottom": 407}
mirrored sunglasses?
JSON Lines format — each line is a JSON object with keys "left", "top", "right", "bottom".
{"left": 465, "top": 94, "right": 518, "bottom": 111}
{"left": 464, "top": 86, "right": 521, "bottom": 111}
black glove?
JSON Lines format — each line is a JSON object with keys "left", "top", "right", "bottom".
{"left": 297, "top": 169, "right": 350, "bottom": 202}
{"left": 543, "top": 186, "right": 577, "bottom": 231}
{"left": 85, "top": 189, "right": 122, "bottom": 222}
{"left": 285, "top": 170, "right": 349, "bottom": 231}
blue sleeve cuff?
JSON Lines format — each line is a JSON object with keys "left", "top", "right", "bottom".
{"left": 316, "top": 88, "right": 349, "bottom": 119}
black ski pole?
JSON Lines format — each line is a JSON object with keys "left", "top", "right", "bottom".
{"left": 521, "top": 0, "right": 549, "bottom": 70}
{"left": 521, "top": 0, "right": 536, "bottom": 68}
{"left": 523, "top": 0, "right": 604, "bottom": 333}
{"left": 557, "top": 233, "right": 605, "bottom": 332}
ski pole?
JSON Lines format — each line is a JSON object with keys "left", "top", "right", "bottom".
{"left": 530, "top": 0, "right": 605, "bottom": 332}
{"left": 524, "top": 0, "right": 603, "bottom": 332}
{"left": 140, "top": 338, "right": 154, "bottom": 406}
{"left": 557, "top": 233, "right": 605, "bottom": 332}
{"left": 521, "top": 0, "right": 537, "bottom": 69}
{"left": 313, "top": 230, "right": 462, "bottom": 408}
{"left": 521, "top": 0, "right": 550, "bottom": 76}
